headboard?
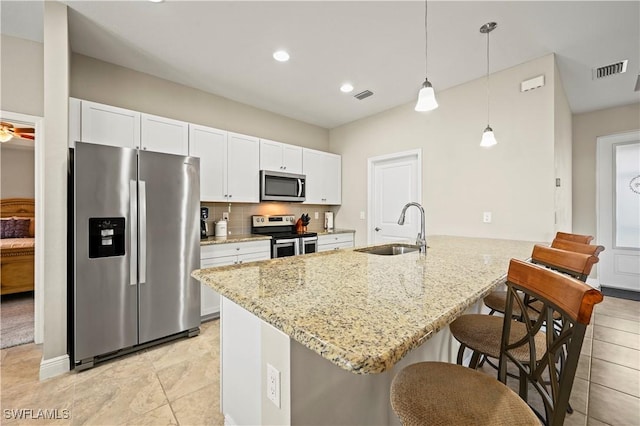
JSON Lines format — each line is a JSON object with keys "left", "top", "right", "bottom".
{"left": 1, "top": 198, "right": 35, "bottom": 218}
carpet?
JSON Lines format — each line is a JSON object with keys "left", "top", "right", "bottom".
{"left": 1, "top": 291, "right": 34, "bottom": 349}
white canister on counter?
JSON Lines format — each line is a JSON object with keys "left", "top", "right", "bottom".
{"left": 215, "top": 220, "right": 227, "bottom": 237}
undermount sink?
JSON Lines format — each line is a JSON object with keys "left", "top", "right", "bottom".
{"left": 355, "top": 244, "right": 420, "bottom": 256}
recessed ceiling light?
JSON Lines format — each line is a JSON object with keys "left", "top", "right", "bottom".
{"left": 273, "top": 50, "right": 290, "bottom": 62}
{"left": 340, "top": 83, "right": 354, "bottom": 93}
{"left": 149, "top": 0, "right": 164, "bottom": 3}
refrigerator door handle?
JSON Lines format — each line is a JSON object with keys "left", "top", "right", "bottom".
{"left": 139, "top": 180, "right": 147, "bottom": 284}
{"left": 129, "top": 180, "right": 138, "bottom": 286}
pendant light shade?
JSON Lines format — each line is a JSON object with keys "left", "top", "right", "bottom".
{"left": 415, "top": 79, "right": 438, "bottom": 111}
{"left": 480, "top": 126, "right": 497, "bottom": 148}
{"left": 415, "top": 0, "right": 438, "bottom": 112}
{"left": 480, "top": 22, "right": 497, "bottom": 147}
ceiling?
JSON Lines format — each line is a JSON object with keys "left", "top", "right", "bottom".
{"left": 2, "top": 1, "right": 639, "bottom": 128}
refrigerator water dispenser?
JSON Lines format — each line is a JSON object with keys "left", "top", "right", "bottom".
{"left": 88, "top": 217, "right": 125, "bottom": 258}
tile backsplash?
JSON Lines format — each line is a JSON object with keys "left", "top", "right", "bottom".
{"left": 201, "top": 202, "right": 339, "bottom": 236}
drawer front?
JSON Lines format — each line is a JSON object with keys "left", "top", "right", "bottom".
{"left": 202, "top": 240, "right": 270, "bottom": 259}
{"left": 201, "top": 255, "right": 237, "bottom": 268}
{"left": 318, "top": 241, "right": 353, "bottom": 252}
{"left": 237, "top": 251, "right": 271, "bottom": 264}
{"left": 318, "top": 233, "right": 354, "bottom": 247}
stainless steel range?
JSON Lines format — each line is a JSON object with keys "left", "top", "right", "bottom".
{"left": 251, "top": 215, "right": 318, "bottom": 258}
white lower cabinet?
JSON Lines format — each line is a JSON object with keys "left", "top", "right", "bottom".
{"left": 317, "top": 233, "right": 354, "bottom": 252}
{"left": 200, "top": 240, "right": 271, "bottom": 318}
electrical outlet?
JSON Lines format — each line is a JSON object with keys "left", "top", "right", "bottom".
{"left": 222, "top": 212, "right": 229, "bottom": 221}
{"left": 360, "top": 211, "right": 365, "bottom": 220}
{"left": 483, "top": 212, "right": 492, "bottom": 223}
{"left": 314, "top": 212, "right": 319, "bottom": 220}
{"left": 267, "top": 363, "right": 281, "bottom": 408}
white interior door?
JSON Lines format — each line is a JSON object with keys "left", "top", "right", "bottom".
{"left": 597, "top": 131, "right": 640, "bottom": 292}
{"left": 368, "top": 150, "right": 421, "bottom": 245}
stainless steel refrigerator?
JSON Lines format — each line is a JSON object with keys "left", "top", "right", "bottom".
{"left": 69, "top": 142, "right": 200, "bottom": 369}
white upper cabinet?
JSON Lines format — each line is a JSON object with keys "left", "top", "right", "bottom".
{"left": 80, "top": 100, "right": 140, "bottom": 149}
{"left": 227, "top": 132, "right": 260, "bottom": 203}
{"left": 259, "top": 139, "right": 303, "bottom": 174}
{"left": 141, "top": 113, "right": 189, "bottom": 155}
{"left": 303, "top": 148, "right": 342, "bottom": 205}
{"left": 189, "top": 124, "right": 227, "bottom": 202}
{"left": 188, "top": 127, "right": 259, "bottom": 203}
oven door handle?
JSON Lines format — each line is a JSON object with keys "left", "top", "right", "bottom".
{"left": 274, "top": 238, "right": 298, "bottom": 246}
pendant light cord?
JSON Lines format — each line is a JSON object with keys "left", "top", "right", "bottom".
{"left": 486, "top": 29, "right": 490, "bottom": 125}
{"left": 424, "top": 0, "right": 428, "bottom": 77}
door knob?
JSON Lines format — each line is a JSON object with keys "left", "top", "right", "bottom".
{"left": 375, "top": 227, "right": 381, "bottom": 232}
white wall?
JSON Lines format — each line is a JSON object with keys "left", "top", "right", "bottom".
{"left": 553, "top": 64, "right": 573, "bottom": 233}
{"left": 0, "top": 35, "right": 44, "bottom": 117}
{"left": 330, "top": 55, "right": 557, "bottom": 246}
{"left": 70, "top": 54, "right": 330, "bottom": 151}
{"left": 0, "top": 147, "right": 35, "bottom": 198}
{"left": 573, "top": 103, "right": 640, "bottom": 240}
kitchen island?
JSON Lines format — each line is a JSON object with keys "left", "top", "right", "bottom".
{"left": 193, "top": 235, "right": 535, "bottom": 425}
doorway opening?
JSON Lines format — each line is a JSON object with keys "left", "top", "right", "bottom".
{"left": 0, "top": 111, "right": 44, "bottom": 348}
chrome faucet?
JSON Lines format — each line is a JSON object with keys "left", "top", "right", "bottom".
{"left": 397, "top": 202, "right": 427, "bottom": 254}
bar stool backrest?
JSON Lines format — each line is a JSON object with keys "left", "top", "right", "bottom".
{"left": 550, "top": 239, "right": 605, "bottom": 257}
{"left": 499, "top": 259, "right": 603, "bottom": 426}
{"left": 555, "top": 232, "right": 594, "bottom": 244}
{"left": 531, "top": 244, "right": 599, "bottom": 282}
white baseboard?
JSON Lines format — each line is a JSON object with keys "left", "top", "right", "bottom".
{"left": 39, "top": 354, "right": 70, "bottom": 380}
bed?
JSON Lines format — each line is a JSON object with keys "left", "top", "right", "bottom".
{"left": 1, "top": 198, "right": 35, "bottom": 295}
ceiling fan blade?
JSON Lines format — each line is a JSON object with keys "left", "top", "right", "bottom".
{"left": 12, "top": 127, "right": 35, "bottom": 133}
{"left": 15, "top": 134, "right": 35, "bottom": 140}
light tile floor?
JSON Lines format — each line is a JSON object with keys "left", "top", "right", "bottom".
{"left": 1, "top": 296, "right": 638, "bottom": 425}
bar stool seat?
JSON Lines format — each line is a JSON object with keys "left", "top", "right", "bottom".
{"left": 450, "top": 314, "right": 546, "bottom": 365}
{"left": 390, "top": 362, "right": 540, "bottom": 426}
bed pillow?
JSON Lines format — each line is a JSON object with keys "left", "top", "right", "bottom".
{"left": 1, "top": 218, "right": 15, "bottom": 238}
{"left": 13, "top": 218, "right": 31, "bottom": 238}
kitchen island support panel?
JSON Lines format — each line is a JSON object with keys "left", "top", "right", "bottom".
{"left": 221, "top": 296, "right": 481, "bottom": 425}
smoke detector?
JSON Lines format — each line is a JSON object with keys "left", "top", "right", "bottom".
{"left": 592, "top": 60, "right": 628, "bottom": 80}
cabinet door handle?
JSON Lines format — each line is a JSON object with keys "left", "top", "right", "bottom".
{"left": 229, "top": 194, "right": 232, "bottom": 198}
{"left": 238, "top": 260, "right": 243, "bottom": 264}
{"left": 375, "top": 227, "right": 381, "bottom": 232}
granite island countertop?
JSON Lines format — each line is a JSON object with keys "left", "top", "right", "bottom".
{"left": 192, "top": 235, "right": 534, "bottom": 374}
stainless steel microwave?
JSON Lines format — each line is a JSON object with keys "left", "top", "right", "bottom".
{"left": 260, "top": 170, "right": 306, "bottom": 202}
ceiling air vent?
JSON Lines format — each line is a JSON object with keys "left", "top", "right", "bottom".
{"left": 354, "top": 90, "right": 374, "bottom": 100}
{"left": 592, "top": 60, "right": 628, "bottom": 80}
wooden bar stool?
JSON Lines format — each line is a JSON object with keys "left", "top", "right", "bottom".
{"left": 550, "top": 238, "right": 605, "bottom": 256}
{"left": 453, "top": 245, "right": 598, "bottom": 370}
{"left": 555, "top": 231, "right": 594, "bottom": 244}
{"left": 390, "top": 259, "right": 602, "bottom": 426}
{"left": 484, "top": 244, "right": 600, "bottom": 317}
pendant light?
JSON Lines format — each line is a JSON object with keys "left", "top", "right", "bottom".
{"left": 479, "top": 22, "right": 497, "bottom": 147}
{"left": 415, "top": 0, "right": 438, "bottom": 112}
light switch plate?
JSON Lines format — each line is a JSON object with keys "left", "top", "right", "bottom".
{"left": 483, "top": 212, "right": 492, "bottom": 223}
